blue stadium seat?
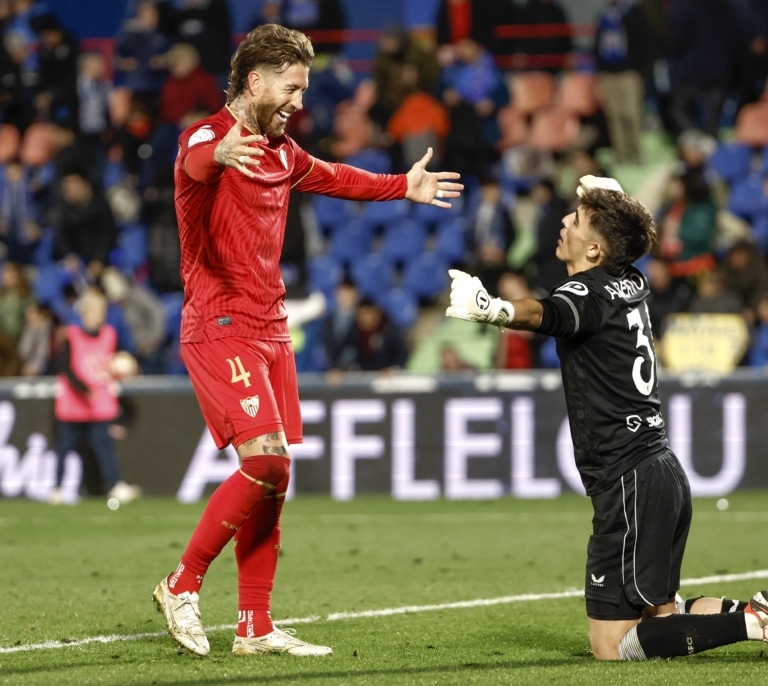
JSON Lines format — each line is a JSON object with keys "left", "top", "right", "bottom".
{"left": 344, "top": 149, "right": 392, "bottom": 174}
{"left": 752, "top": 211, "right": 768, "bottom": 255}
{"left": 358, "top": 198, "right": 410, "bottom": 233}
{"left": 328, "top": 218, "right": 374, "bottom": 266}
{"left": 401, "top": 250, "right": 449, "bottom": 300}
{"left": 433, "top": 215, "right": 467, "bottom": 264}
{"left": 412, "top": 194, "right": 464, "bottom": 229}
{"left": 708, "top": 142, "right": 753, "bottom": 184}
{"left": 379, "top": 286, "right": 419, "bottom": 329}
{"left": 379, "top": 217, "right": 428, "bottom": 266}
{"left": 116, "top": 223, "right": 149, "bottom": 272}
{"left": 307, "top": 253, "right": 344, "bottom": 299}
{"left": 727, "top": 173, "right": 768, "bottom": 220}
{"left": 350, "top": 251, "right": 395, "bottom": 299}
{"left": 311, "top": 194, "right": 357, "bottom": 235}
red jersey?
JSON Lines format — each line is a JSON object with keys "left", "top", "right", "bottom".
{"left": 174, "top": 106, "right": 408, "bottom": 344}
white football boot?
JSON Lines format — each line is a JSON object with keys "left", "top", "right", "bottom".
{"left": 232, "top": 628, "right": 332, "bottom": 656}
{"left": 153, "top": 577, "right": 210, "bottom": 656}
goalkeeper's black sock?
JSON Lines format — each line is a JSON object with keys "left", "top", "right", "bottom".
{"left": 619, "top": 614, "right": 747, "bottom": 659}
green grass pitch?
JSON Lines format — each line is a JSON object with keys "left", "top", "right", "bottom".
{"left": 1, "top": 492, "right": 767, "bottom": 685}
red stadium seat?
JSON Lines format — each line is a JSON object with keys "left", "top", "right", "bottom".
{"left": 557, "top": 72, "right": 601, "bottom": 118}
{"left": 527, "top": 106, "right": 581, "bottom": 152}
{"left": 509, "top": 71, "right": 556, "bottom": 118}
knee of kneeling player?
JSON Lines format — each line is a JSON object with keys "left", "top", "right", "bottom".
{"left": 240, "top": 454, "right": 291, "bottom": 491}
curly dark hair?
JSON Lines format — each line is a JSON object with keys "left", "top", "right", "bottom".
{"left": 578, "top": 188, "right": 658, "bottom": 275}
{"left": 227, "top": 24, "right": 314, "bottom": 102}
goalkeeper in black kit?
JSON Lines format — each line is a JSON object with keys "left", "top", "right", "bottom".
{"left": 446, "top": 175, "right": 768, "bottom": 660}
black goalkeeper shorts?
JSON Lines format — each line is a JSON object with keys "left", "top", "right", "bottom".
{"left": 584, "top": 450, "right": 692, "bottom": 621}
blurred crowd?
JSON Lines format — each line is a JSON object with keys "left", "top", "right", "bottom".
{"left": 2, "top": 0, "right": 768, "bottom": 379}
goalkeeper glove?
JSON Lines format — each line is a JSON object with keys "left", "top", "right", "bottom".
{"left": 445, "top": 269, "right": 514, "bottom": 326}
{"left": 576, "top": 174, "right": 624, "bottom": 198}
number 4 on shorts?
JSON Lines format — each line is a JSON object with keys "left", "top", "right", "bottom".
{"left": 227, "top": 356, "right": 252, "bottom": 387}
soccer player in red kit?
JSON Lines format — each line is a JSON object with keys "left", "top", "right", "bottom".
{"left": 152, "top": 23, "right": 463, "bottom": 657}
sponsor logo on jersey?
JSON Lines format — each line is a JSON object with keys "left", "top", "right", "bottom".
{"left": 188, "top": 125, "right": 215, "bottom": 147}
{"left": 626, "top": 414, "right": 642, "bottom": 432}
{"left": 240, "top": 395, "right": 260, "bottom": 417}
{"left": 603, "top": 273, "right": 645, "bottom": 300}
{"left": 556, "top": 281, "right": 589, "bottom": 297}
{"left": 590, "top": 573, "right": 605, "bottom": 586}
{"left": 279, "top": 148, "right": 288, "bottom": 170}
{"left": 647, "top": 413, "right": 663, "bottom": 428}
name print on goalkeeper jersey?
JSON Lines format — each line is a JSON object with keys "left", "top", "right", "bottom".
{"left": 546, "top": 265, "right": 668, "bottom": 496}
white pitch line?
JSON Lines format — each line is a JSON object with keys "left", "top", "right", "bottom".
{"left": 2, "top": 569, "right": 768, "bottom": 655}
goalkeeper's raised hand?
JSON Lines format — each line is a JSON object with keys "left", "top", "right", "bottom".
{"left": 576, "top": 174, "right": 624, "bottom": 198}
{"left": 445, "top": 269, "right": 514, "bottom": 326}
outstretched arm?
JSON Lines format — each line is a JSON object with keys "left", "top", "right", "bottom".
{"left": 445, "top": 269, "right": 544, "bottom": 331}
{"left": 404, "top": 148, "right": 463, "bottom": 208}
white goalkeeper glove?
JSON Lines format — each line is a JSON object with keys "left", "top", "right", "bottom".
{"left": 445, "top": 269, "right": 514, "bottom": 326}
{"left": 576, "top": 174, "right": 624, "bottom": 198}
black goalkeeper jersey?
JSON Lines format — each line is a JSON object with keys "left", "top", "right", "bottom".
{"left": 538, "top": 265, "right": 669, "bottom": 496}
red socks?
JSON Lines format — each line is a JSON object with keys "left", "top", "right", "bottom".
{"left": 167, "top": 453, "right": 291, "bottom": 641}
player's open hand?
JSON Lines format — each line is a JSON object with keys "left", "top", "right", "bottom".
{"left": 404, "top": 148, "right": 463, "bottom": 208}
{"left": 213, "top": 111, "right": 265, "bottom": 178}
{"left": 445, "top": 269, "right": 514, "bottom": 326}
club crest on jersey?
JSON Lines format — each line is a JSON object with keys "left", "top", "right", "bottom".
{"left": 188, "top": 126, "right": 215, "bottom": 147}
{"left": 278, "top": 148, "right": 288, "bottom": 170}
{"left": 556, "top": 281, "right": 589, "bottom": 296}
{"left": 240, "top": 395, "right": 260, "bottom": 417}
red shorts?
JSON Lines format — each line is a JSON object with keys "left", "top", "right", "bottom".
{"left": 182, "top": 337, "right": 302, "bottom": 450}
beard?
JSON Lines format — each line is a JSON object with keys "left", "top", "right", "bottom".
{"left": 247, "top": 97, "right": 286, "bottom": 137}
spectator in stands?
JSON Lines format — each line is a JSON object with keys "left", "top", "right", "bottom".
{"left": 76, "top": 52, "right": 113, "bottom": 182}
{"left": 687, "top": 266, "right": 743, "bottom": 316}
{"left": 645, "top": 256, "right": 692, "bottom": 342}
{"left": 720, "top": 239, "right": 768, "bottom": 326}
{"left": 0, "top": 158, "right": 41, "bottom": 265}
{"left": 369, "top": 22, "right": 440, "bottom": 134}
{"left": 17, "top": 300, "right": 54, "bottom": 376}
{"left": 0, "top": 25, "right": 37, "bottom": 131}
{"left": 434, "top": 0, "right": 498, "bottom": 57}
{"left": 527, "top": 177, "right": 570, "bottom": 294}
{"left": 328, "top": 297, "right": 409, "bottom": 373}
{"left": 100, "top": 266, "right": 167, "bottom": 374}
{"left": 747, "top": 292, "right": 768, "bottom": 367}
{"left": 321, "top": 277, "right": 359, "bottom": 372}
{"left": 733, "top": 0, "right": 768, "bottom": 110}
{"left": 0, "top": 260, "right": 34, "bottom": 375}
{"left": 49, "top": 286, "right": 141, "bottom": 506}
{"left": 517, "top": 0, "right": 573, "bottom": 74}
{"left": 494, "top": 270, "right": 535, "bottom": 369}
{"left": 30, "top": 12, "right": 79, "bottom": 128}
{"left": 142, "top": 168, "right": 182, "bottom": 293}
{"left": 51, "top": 170, "right": 116, "bottom": 282}
{"left": 114, "top": 0, "right": 171, "bottom": 122}
{"left": 656, "top": 167, "right": 718, "bottom": 279}
{"left": 438, "top": 37, "right": 509, "bottom": 181}
{"left": 158, "top": 0, "right": 232, "bottom": 88}
{"left": 592, "top": 0, "right": 652, "bottom": 165}
{"left": 667, "top": 0, "right": 743, "bottom": 138}
{"left": 466, "top": 174, "right": 516, "bottom": 289}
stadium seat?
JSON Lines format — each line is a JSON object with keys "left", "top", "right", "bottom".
{"left": 734, "top": 102, "right": 768, "bottom": 147}
{"left": 116, "top": 224, "right": 149, "bottom": 272}
{"left": 379, "top": 217, "right": 428, "bottom": 265}
{"left": 307, "top": 253, "right": 344, "bottom": 299}
{"left": 708, "top": 142, "right": 753, "bottom": 184}
{"left": 412, "top": 194, "right": 464, "bottom": 228}
{"left": 350, "top": 251, "right": 395, "bottom": 299}
{"left": 727, "top": 173, "right": 768, "bottom": 220}
{"left": 508, "top": 71, "right": 556, "bottom": 118}
{"left": 751, "top": 211, "right": 768, "bottom": 254}
{"left": 311, "top": 194, "right": 356, "bottom": 235}
{"left": 344, "top": 148, "right": 392, "bottom": 174}
{"left": 433, "top": 215, "right": 467, "bottom": 264}
{"left": 379, "top": 286, "right": 419, "bottom": 329}
{"left": 358, "top": 197, "right": 410, "bottom": 233}
{"left": 556, "top": 71, "right": 601, "bottom": 118}
{"left": 328, "top": 218, "right": 374, "bottom": 265}
{"left": 527, "top": 106, "right": 581, "bottom": 152}
{"left": 401, "top": 250, "right": 449, "bottom": 300}
{"left": 496, "top": 105, "right": 529, "bottom": 150}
